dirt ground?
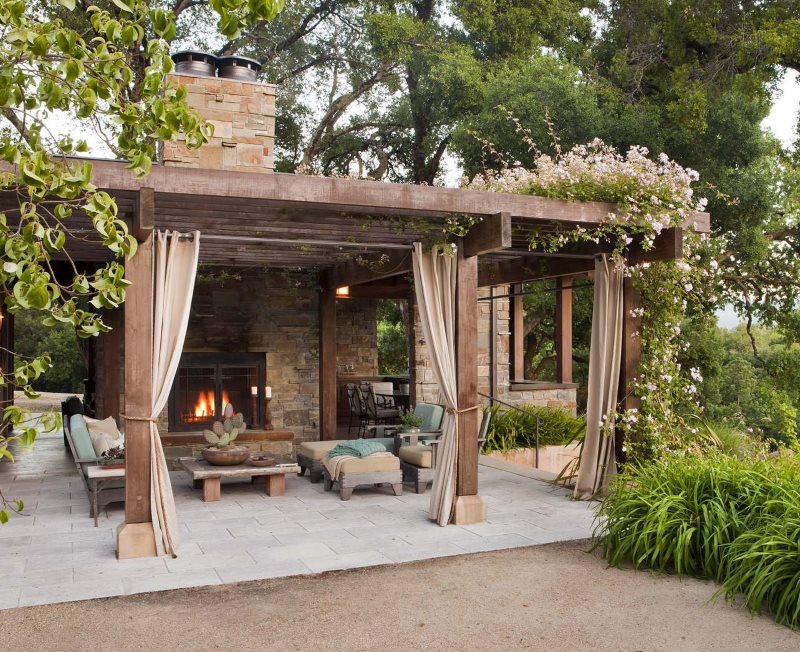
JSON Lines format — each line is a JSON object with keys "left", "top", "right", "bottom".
{"left": 2, "top": 540, "right": 797, "bottom": 652}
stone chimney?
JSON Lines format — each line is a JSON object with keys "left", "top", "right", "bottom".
{"left": 162, "top": 51, "right": 275, "bottom": 173}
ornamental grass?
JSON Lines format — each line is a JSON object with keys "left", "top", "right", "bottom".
{"left": 593, "top": 454, "right": 800, "bottom": 628}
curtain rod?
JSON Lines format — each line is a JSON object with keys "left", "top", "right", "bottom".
{"left": 477, "top": 281, "right": 594, "bottom": 302}
{"left": 176, "top": 233, "right": 414, "bottom": 250}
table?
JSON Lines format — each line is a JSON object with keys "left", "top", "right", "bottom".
{"left": 179, "top": 458, "right": 301, "bottom": 502}
{"left": 86, "top": 465, "right": 126, "bottom": 527}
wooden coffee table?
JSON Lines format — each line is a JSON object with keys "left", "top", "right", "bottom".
{"left": 179, "top": 458, "right": 301, "bottom": 502}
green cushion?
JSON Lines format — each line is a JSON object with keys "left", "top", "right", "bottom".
{"left": 415, "top": 403, "right": 444, "bottom": 431}
{"left": 69, "top": 414, "right": 97, "bottom": 464}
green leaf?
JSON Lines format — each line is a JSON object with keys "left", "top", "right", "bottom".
{"left": 111, "top": 0, "right": 134, "bottom": 12}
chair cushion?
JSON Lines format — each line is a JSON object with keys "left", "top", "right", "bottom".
{"left": 415, "top": 403, "right": 444, "bottom": 431}
{"left": 69, "top": 414, "right": 97, "bottom": 462}
{"left": 398, "top": 445, "right": 433, "bottom": 468}
{"left": 298, "top": 440, "right": 343, "bottom": 460}
{"left": 85, "top": 416, "right": 123, "bottom": 456}
{"left": 337, "top": 454, "right": 400, "bottom": 474}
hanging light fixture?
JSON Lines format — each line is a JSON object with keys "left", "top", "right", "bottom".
{"left": 335, "top": 286, "right": 350, "bottom": 298}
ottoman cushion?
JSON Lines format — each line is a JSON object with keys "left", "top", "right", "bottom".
{"left": 298, "top": 440, "right": 342, "bottom": 461}
{"left": 337, "top": 454, "right": 400, "bottom": 474}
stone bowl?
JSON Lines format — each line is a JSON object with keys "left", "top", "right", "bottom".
{"left": 201, "top": 445, "right": 250, "bottom": 466}
{"left": 250, "top": 455, "right": 275, "bottom": 467}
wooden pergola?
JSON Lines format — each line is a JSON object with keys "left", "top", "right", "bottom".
{"left": 2, "top": 158, "right": 709, "bottom": 556}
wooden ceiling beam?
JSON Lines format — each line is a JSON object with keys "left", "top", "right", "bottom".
{"left": 479, "top": 256, "right": 595, "bottom": 287}
{"left": 326, "top": 250, "right": 413, "bottom": 289}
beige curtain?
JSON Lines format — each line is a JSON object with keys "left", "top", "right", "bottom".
{"left": 412, "top": 242, "right": 458, "bottom": 525}
{"left": 574, "top": 254, "right": 624, "bottom": 500}
{"left": 149, "top": 230, "right": 200, "bottom": 556}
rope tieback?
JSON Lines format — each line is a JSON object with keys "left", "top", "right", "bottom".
{"left": 120, "top": 414, "right": 158, "bottom": 423}
{"left": 446, "top": 405, "right": 481, "bottom": 416}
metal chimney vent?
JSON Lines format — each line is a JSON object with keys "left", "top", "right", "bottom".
{"left": 172, "top": 51, "right": 217, "bottom": 77}
{"left": 217, "top": 56, "right": 261, "bottom": 82}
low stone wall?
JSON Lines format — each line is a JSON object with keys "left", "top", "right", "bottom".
{"left": 485, "top": 443, "right": 581, "bottom": 476}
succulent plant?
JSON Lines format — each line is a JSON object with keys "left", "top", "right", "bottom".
{"left": 204, "top": 412, "right": 247, "bottom": 448}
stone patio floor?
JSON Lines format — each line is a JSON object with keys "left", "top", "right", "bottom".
{"left": 1, "top": 435, "right": 595, "bottom": 609}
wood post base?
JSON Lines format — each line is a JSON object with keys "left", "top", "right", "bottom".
{"left": 264, "top": 473, "right": 286, "bottom": 496}
{"left": 452, "top": 495, "right": 486, "bottom": 525}
{"left": 203, "top": 477, "right": 221, "bottom": 502}
{"left": 117, "top": 521, "right": 157, "bottom": 559}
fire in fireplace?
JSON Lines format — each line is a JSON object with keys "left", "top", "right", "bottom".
{"left": 168, "top": 353, "right": 266, "bottom": 432}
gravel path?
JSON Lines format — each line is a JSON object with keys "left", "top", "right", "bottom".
{"left": 2, "top": 540, "right": 797, "bottom": 651}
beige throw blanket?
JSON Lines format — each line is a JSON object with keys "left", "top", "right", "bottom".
{"left": 323, "top": 452, "right": 394, "bottom": 481}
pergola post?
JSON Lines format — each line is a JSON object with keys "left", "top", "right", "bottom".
{"left": 319, "top": 274, "right": 337, "bottom": 440}
{"left": 555, "top": 277, "right": 573, "bottom": 384}
{"left": 117, "top": 189, "right": 156, "bottom": 559}
{"left": 453, "top": 244, "right": 486, "bottom": 524}
{"left": 616, "top": 272, "right": 642, "bottom": 467}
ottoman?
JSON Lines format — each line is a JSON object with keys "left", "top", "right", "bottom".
{"left": 297, "top": 440, "right": 341, "bottom": 483}
{"left": 322, "top": 454, "right": 403, "bottom": 500}
{"left": 398, "top": 445, "right": 434, "bottom": 494}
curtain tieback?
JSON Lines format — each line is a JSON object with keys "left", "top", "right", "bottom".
{"left": 120, "top": 414, "right": 158, "bottom": 423}
{"left": 446, "top": 405, "right": 480, "bottom": 415}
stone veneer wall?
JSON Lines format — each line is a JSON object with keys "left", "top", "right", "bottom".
{"left": 162, "top": 73, "right": 276, "bottom": 173}
{"left": 413, "top": 285, "right": 577, "bottom": 414}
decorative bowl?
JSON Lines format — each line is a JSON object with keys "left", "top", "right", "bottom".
{"left": 250, "top": 455, "right": 276, "bottom": 467}
{"left": 201, "top": 445, "right": 250, "bottom": 466}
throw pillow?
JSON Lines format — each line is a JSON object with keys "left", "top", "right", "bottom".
{"left": 85, "top": 416, "right": 123, "bottom": 456}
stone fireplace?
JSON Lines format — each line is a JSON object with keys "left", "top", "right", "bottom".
{"left": 168, "top": 352, "right": 266, "bottom": 432}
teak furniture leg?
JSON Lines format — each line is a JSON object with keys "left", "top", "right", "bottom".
{"left": 265, "top": 473, "right": 286, "bottom": 496}
{"left": 203, "top": 477, "right": 221, "bottom": 502}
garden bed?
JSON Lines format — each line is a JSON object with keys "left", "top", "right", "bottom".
{"left": 485, "top": 443, "right": 581, "bottom": 475}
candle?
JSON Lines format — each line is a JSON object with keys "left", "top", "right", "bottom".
{"left": 251, "top": 386, "right": 258, "bottom": 396}
{"left": 265, "top": 386, "right": 272, "bottom": 399}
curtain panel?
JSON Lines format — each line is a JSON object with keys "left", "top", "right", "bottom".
{"left": 411, "top": 243, "right": 459, "bottom": 525}
{"left": 149, "top": 230, "right": 200, "bottom": 556}
{"left": 574, "top": 254, "right": 624, "bottom": 499}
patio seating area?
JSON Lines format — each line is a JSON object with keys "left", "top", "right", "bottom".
{"left": 1, "top": 435, "right": 594, "bottom": 609}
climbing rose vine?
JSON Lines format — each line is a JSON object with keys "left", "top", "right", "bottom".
{"left": 465, "top": 139, "right": 718, "bottom": 464}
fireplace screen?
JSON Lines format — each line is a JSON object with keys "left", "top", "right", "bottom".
{"left": 169, "top": 353, "right": 265, "bottom": 431}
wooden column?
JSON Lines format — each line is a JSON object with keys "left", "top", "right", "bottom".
{"left": 454, "top": 245, "right": 486, "bottom": 524}
{"left": 616, "top": 274, "right": 642, "bottom": 466}
{"left": 555, "top": 277, "right": 573, "bottom": 384}
{"left": 0, "top": 312, "right": 13, "bottom": 417}
{"left": 509, "top": 283, "right": 524, "bottom": 382}
{"left": 319, "top": 275, "right": 337, "bottom": 440}
{"left": 117, "top": 188, "right": 156, "bottom": 559}
{"left": 100, "top": 307, "right": 122, "bottom": 424}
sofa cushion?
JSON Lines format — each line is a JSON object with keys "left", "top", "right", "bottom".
{"left": 298, "top": 440, "right": 342, "bottom": 461}
{"left": 85, "top": 416, "right": 123, "bottom": 456}
{"left": 69, "top": 414, "right": 97, "bottom": 463}
{"left": 337, "top": 454, "right": 400, "bottom": 474}
{"left": 398, "top": 445, "right": 432, "bottom": 468}
{"left": 415, "top": 403, "right": 444, "bottom": 431}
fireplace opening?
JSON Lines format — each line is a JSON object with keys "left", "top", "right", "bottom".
{"left": 168, "top": 352, "right": 266, "bottom": 432}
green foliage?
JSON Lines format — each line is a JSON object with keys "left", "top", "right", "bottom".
{"left": 483, "top": 404, "right": 585, "bottom": 453}
{"left": 13, "top": 310, "right": 84, "bottom": 392}
{"left": 594, "top": 454, "right": 800, "bottom": 628}
{"left": 376, "top": 299, "right": 408, "bottom": 376}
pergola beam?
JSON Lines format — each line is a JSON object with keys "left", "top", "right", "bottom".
{"left": 479, "top": 257, "right": 595, "bottom": 287}
{"left": 463, "top": 212, "right": 511, "bottom": 256}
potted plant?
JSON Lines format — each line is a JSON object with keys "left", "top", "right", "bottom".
{"left": 202, "top": 413, "right": 250, "bottom": 466}
{"left": 397, "top": 407, "right": 423, "bottom": 433}
{"left": 101, "top": 445, "right": 125, "bottom": 470}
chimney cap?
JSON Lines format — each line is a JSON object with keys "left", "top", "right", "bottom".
{"left": 217, "top": 55, "right": 262, "bottom": 82}
{"left": 171, "top": 50, "right": 218, "bottom": 77}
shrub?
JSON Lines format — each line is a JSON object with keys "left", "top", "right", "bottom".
{"left": 594, "top": 454, "right": 800, "bottom": 628}
{"left": 483, "top": 404, "right": 585, "bottom": 453}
